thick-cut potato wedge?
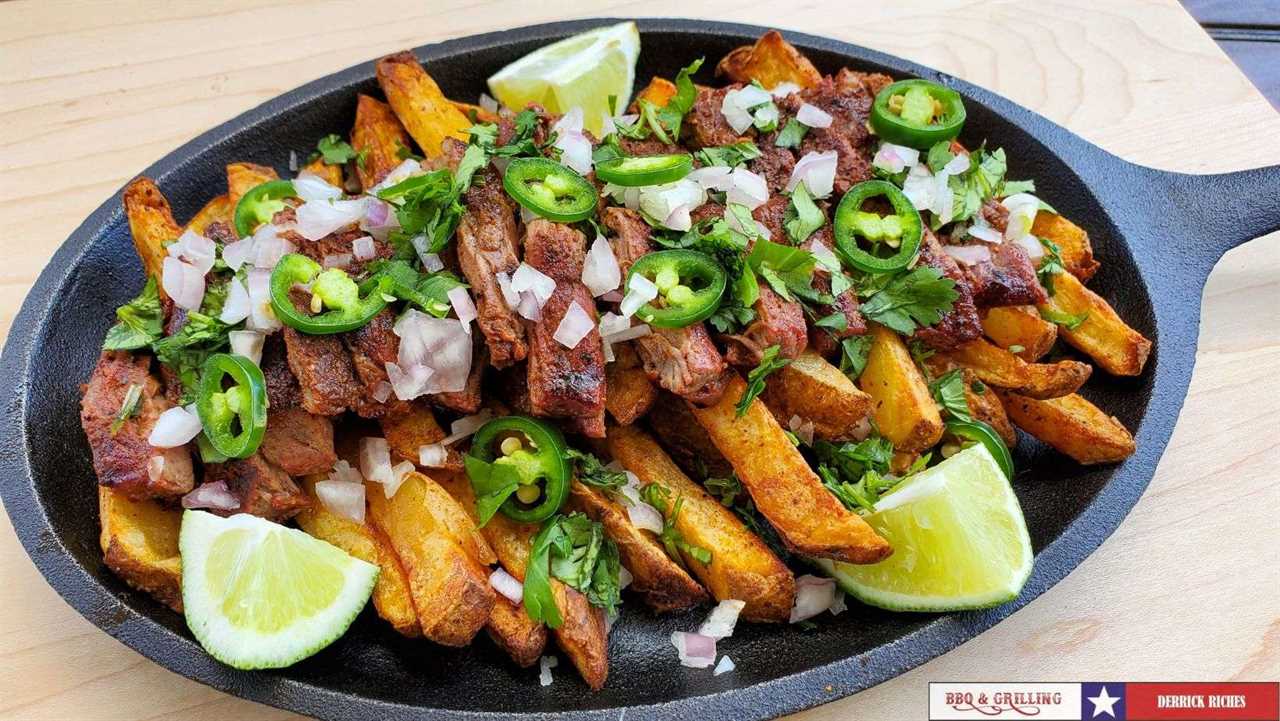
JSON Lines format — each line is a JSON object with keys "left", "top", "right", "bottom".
{"left": 568, "top": 481, "right": 708, "bottom": 613}
{"left": 376, "top": 51, "right": 471, "bottom": 158}
{"left": 185, "top": 194, "right": 231, "bottom": 236}
{"left": 225, "top": 162, "right": 278, "bottom": 229}
{"left": 486, "top": 595, "right": 548, "bottom": 668}
{"left": 636, "top": 77, "right": 677, "bottom": 107}
{"left": 301, "top": 156, "right": 344, "bottom": 187}
{"left": 295, "top": 476, "right": 421, "bottom": 637}
{"left": 946, "top": 337, "right": 1092, "bottom": 399}
{"left": 352, "top": 93, "right": 414, "bottom": 190}
{"left": 858, "top": 325, "right": 944, "bottom": 453}
{"left": 1037, "top": 271, "right": 1152, "bottom": 377}
{"left": 364, "top": 472, "right": 494, "bottom": 647}
{"left": 379, "top": 400, "right": 464, "bottom": 470}
{"left": 98, "top": 486, "right": 183, "bottom": 612}
{"left": 715, "top": 30, "right": 822, "bottom": 90}
{"left": 963, "top": 369, "right": 1018, "bottom": 447}
{"left": 762, "top": 350, "right": 873, "bottom": 441}
{"left": 604, "top": 343, "right": 657, "bottom": 425}
{"left": 980, "top": 305, "right": 1058, "bottom": 362}
{"left": 996, "top": 390, "right": 1135, "bottom": 464}
{"left": 406, "top": 470, "right": 497, "bottom": 566}
{"left": 606, "top": 424, "right": 794, "bottom": 622}
{"left": 123, "top": 177, "right": 181, "bottom": 288}
{"left": 1033, "top": 212, "right": 1099, "bottom": 282}
{"left": 436, "top": 473, "right": 608, "bottom": 689}
{"left": 689, "top": 374, "right": 892, "bottom": 564}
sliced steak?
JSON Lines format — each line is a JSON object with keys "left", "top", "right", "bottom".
{"left": 835, "top": 68, "right": 894, "bottom": 98}
{"left": 602, "top": 207, "right": 651, "bottom": 272}
{"left": 791, "top": 71, "right": 876, "bottom": 194}
{"left": 685, "top": 84, "right": 746, "bottom": 149}
{"left": 457, "top": 165, "right": 527, "bottom": 367}
{"left": 282, "top": 326, "right": 362, "bottom": 416}
{"left": 522, "top": 219, "right": 606, "bottom": 437}
{"left": 804, "top": 227, "right": 866, "bottom": 357}
{"left": 203, "top": 454, "right": 309, "bottom": 521}
{"left": 261, "top": 333, "right": 302, "bottom": 409}
{"left": 953, "top": 201, "right": 1047, "bottom": 307}
{"left": 749, "top": 144, "right": 796, "bottom": 194}
{"left": 259, "top": 407, "right": 337, "bottom": 476}
{"left": 342, "top": 308, "right": 399, "bottom": 418}
{"left": 619, "top": 138, "right": 681, "bottom": 157}
{"left": 431, "top": 339, "right": 486, "bottom": 414}
{"left": 689, "top": 201, "right": 725, "bottom": 226}
{"left": 913, "top": 229, "right": 983, "bottom": 351}
{"left": 80, "top": 351, "right": 195, "bottom": 500}
{"left": 272, "top": 206, "right": 391, "bottom": 276}
{"left": 723, "top": 284, "right": 808, "bottom": 366}
{"left": 752, "top": 194, "right": 789, "bottom": 241}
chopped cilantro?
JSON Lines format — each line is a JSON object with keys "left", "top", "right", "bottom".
{"left": 774, "top": 118, "right": 808, "bottom": 149}
{"left": 109, "top": 383, "right": 143, "bottom": 436}
{"left": 1036, "top": 236, "right": 1066, "bottom": 296}
{"left": 1039, "top": 307, "right": 1089, "bottom": 330}
{"left": 641, "top": 484, "right": 712, "bottom": 566}
{"left": 102, "top": 277, "right": 164, "bottom": 351}
{"left": 566, "top": 448, "right": 627, "bottom": 494}
{"left": 859, "top": 266, "right": 959, "bottom": 335}
{"left": 736, "top": 344, "right": 791, "bottom": 417}
{"left": 313, "top": 133, "right": 366, "bottom": 168}
{"left": 524, "top": 513, "right": 621, "bottom": 628}
{"left": 784, "top": 182, "right": 824, "bottom": 244}
{"left": 694, "top": 141, "right": 762, "bottom": 168}
{"left": 928, "top": 369, "right": 972, "bottom": 422}
{"left": 838, "top": 335, "right": 874, "bottom": 381}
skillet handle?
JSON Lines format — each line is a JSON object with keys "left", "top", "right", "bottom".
{"left": 1157, "top": 164, "right": 1280, "bottom": 264}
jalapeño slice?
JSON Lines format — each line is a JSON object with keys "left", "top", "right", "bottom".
{"left": 502, "top": 157, "right": 597, "bottom": 223}
{"left": 944, "top": 419, "right": 1014, "bottom": 480}
{"left": 269, "top": 253, "right": 387, "bottom": 334}
{"left": 627, "top": 250, "right": 727, "bottom": 328}
{"left": 196, "top": 353, "right": 268, "bottom": 459}
{"left": 465, "top": 416, "right": 571, "bottom": 524}
{"left": 870, "top": 79, "right": 967, "bottom": 150}
{"left": 833, "top": 180, "right": 924, "bottom": 274}
{"left": 233, "top": 179, "right": 297, "bottom": 238}
{"left": 595, "top": 154, "right": 693, "bottom": 187}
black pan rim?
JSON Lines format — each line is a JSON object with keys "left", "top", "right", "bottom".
{"left": 0, "top": 16, "right": 1209, "bottom": 721}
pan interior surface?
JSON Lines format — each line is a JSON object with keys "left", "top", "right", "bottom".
{"left": 9, "top": 21, "right": 1158, "bottom": 718}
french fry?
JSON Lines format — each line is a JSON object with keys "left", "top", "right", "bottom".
{"left": 1037, "top": 271, "right": 1152, "bottom": 377}
{"left": 435, "top": 473, "right": 608, "bottom": 690}
{"left": 185, "top": 194, "right": 231, "bottom": 236}
{"left": 295, "top": 476, "right": 421, "bottom": 637}
{"left": 98, "top": 486, "right": 183, "bottom": 612}
{"left": 568, "top": 481, "right": 708, "bottom": 613}
{"left": 996, "top": 390, "right": 1135, "bottom": 464}
{"left": 980, "top": 305, "right": 1058, "bottom": 361}
{"left": 364, "top": 472, "right": 494, "bottom": 647}
{"left": 376, "top": 50, "right": 471, "bottom": 158}
{"left": 379, "top": 400, "right": 464, "bottom": 471}
{"left": 857, "top": 325, "right": 944, "bottom": 452}
{"left": 644, "top": 392, "right": 735, "bottom": 479}
{"left": 715, "top": 30, "right": 822, "bottom": 90}
{"left": 604, "top": 343, "right": 657, "bottom": 425}
{"left": 636, "top": 77, "right": 677, "bottom": 107}
{"left": 689, "top": 374, "right": 892, "bottom": 564}
{"left": 946, "top": 337, "right": 1092, "bottom": 399}
{"left": 301, "top": 156, "right": 344, "bottom": 187}
{"left": 1033, "top": 212, "right": 1099, "bottom": 282}
{"left": 761, "top": 349, "right": 873, "bottom": 441}
{"left": 485, "top": 595, "right": 548, "bottom": 668}
{"left": 606, "top": 424, "right": 794, "bottom": 622}
{"left": 225, "top": 162, "right": 278, "bottom": 227}
{"left": 122, "top": 177, "right": 180, "bottom": 288}
{"left": 352, "top": 93, "right": 414, "bottom": 190}
{"left": 963, "top": 369, "right": 1018, "bottom": 447}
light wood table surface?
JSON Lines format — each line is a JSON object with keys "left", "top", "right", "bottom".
{"left": 1, "top": 1, "right": 1277, "bottom": 719}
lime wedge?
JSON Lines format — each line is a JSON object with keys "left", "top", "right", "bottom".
{"left": 487, "top": 21, "right": 640, "bottom": 136}
{"left": 179, "top": 510, "right": 378, "bottom": 669}
{"left": 816, "top": 444, "right": 1033, "bottom": 611}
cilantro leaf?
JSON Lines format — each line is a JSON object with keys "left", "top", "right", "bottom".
{"left": 694, "top": 141, "right": 762, "bottom": 168}
{"left": 1039, "top": 306, "right": 1089, "bottom": 330}
{"left": 463, "top": 454, "right": 522, "bottom": 526}
{"left": 314, "top": 133, "right": 366, "bottom": 167}
{"left": 928, "top": 369, "right": 972, "bottom": 422}
{"left": 838, "top": 335, "right": 873, "bottom": 381}
{"left": 704, "top": 475, "right": 743, "bottom": 507}
{"left": 813, "top": 434, "right": 900, "bottom": 513}
{"left": 641, "top": 484, "right": 712, "bottom": 566}
{"left": 746, "top": 239, "right": 818, "bottom": 303}
{"left": 736, "top": 344, "right": 791, "bottom": 417}
{"left": 151, "top": 311, "right": 231, "bottom": 404}
{"left": 109, "top": 383, "right": 143, "bottom": 436}
{"left": 524, "top": 513, "right": 622, "bottom": 628}
{"left": 1036, "top": 236, "right": 1066, "bottom": 296}
{"left": 859, "top": 266, "right": 959, "bottom": 335}
{"left": 566, "top": 448, "right": 627, "bottom": 493}
{"left": 103, "top": 277, "right": 164, "bottom": 351}
{"left": 774, "top": 118, "right": 808, "bottom": 149}
{"left": 1000, "top": 179, "right": 1035, "bottom": 196}
{"left": 784, "top": 183, "right": 824, "bottom": 244}
{"left": 376, "top": 170, "right": 464, "bottom": 255}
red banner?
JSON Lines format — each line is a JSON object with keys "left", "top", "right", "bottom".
{"left": 1125, "top": 683, "right": 1278, "bottom": 721}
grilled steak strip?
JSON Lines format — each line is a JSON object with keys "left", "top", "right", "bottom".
{"left": 80, "top": 351, "right": 195, "bottom": 500}
{"left": 522, "top": 219, "right": 606, "bottom": 437}
{"left": 258, "top": 333, "right": 339, "bottom": 475}
{"left": 203, "top": 453, "right": 310, "bottom": 521}
{"left": 951, "top": 201, "right": 1048, "bottom": 307}
{"left": 456, "top": 164, "right": 527, "bottom": 368}
{"left": 913, "top": 229, "right": 983, "bottom": 351}
{"left": 342, "top": 308, "right": 400, "bottom": 419}
{"left": 804, "top": 226, "right": 867, "bottom": 357}
{"left": 282, "top": 325, "right": 362, "bottom": 416}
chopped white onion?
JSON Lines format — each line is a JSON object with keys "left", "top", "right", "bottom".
{"left": 790, "top": 574, "right": 837, "bottom": 623}
{"left": 582, "top": 234, "right": 622, "bottom": 297}
{"left": 148, "top": 405, "right": 203, "bottom": 447}
{"left": 221, "top": 237, "right": 253, "bottom": 272}
{"left": 809, "top": 239, "right": 841, "bottom": 273}
{"left": 510, "top": 262, "right": 556, "bottom": 306}
{"left": 1002, "top": 193, "right": 1042, "bottom": 243}
{"left": 293, "top": 172, "right": 343, "bottom": 202}
{"left": 829, "top": 589, "right": 848, "bottom": 616}
{"left": 219, "top": 277, "right": 251, "bottom": 325}
{"left": 788, "top": 414, "right": 815, "bottom": 446}
{"left": 351, "top": 235, "right": 377, "bottom": 261}
{"left": 796, "top": 102, "right": 833, "bottom": 128}
{"left": 872, "top": 143, "right": 921, "bottom": 174}
{"left": 619, "top": 272, "right": 659, "bottom": 318}
{"left": 328, "top": 459, "right": 363, "bottom": 485}
{"left": 671, "top": 631, "right": 717, "bottom": 669}
{"left": 1014, "top": 234, "right": 1046, "bottom": 263}
{"left": 516, "top": 290, "right": 542, "bottom": 321}
{"left": 539, "top": 655, "right": 558, "bottom": 686}
{"left": 370, "top": 159, "right": 423, "bottom": 193}
{"left": 393, "top": 310, "right": 472, "bottom": 395}
{"left": 418, "top": 443, "right": 447, "bottom": 467}
{"left": 168, "top": 229, "right": 217, "bottom": 275}
{"left": 787, "top": 150, "right": 838, "bottom": 198}
{"left": 726, "top": 168, "right": 768, "bottom": 210}
{"left": 603, "top": 183, "right": 642, "bottom": 211}
{"left": 769, "top": 81, "right": 802, "bottom": 97}
{"left": 720, "top": 85, "right": 773, "bottom": 134}
{"left": 385, "top": 362, "right": 433, "bottom": 401}
{"left": 604, "top": 323, "right": 650, "bottom": 344}
{"left": 553, "top": 300, "right": 595, "bottom": 349}
{"left": 441, "top": 410, "right": 493, "bottom": 446}
{"left": 295, "top": 198, "right": 368, "bottom": 241}
{"left": 495, "top": 271, "right": 520, "bottom": 309}
{"left": 147, "top": 456, "right": 165, "bottom": 483}
{"left": 943, "top": 153, "right": 972, "bottom": 176}
{"left": 639, "top": 179, "right": 706, "bottom": 230}
{"left": 322, "top": 253, "right": 353, "bottom": 269}
{"left": 902, "top": 164, "right": 937, "bottom": 216}
{"left": 447, "top": 286, "right": 477, "bottom": 332}
{"left": 181, "top": 481, "right": 240, "bottom": 511}
{"left": 967, "top": 221, "right": 1004, "bottom": 244}
{"left": 288, "top": 150, "right": 299, "bottom": 172}
{"left": 359, "top": 437, "right": 393, "bottom": 485}
{"left": 420, "top": 252, "right": 444, "bottom": 272}
{"left": 489, "top": 568, "right": 524, "bottom": 604}
{"left": 698, "top": 599, "right": 746, "bottom": 639}
{"left": 714, "top": 655, "right": 736, "bottom": 676}
{"left": 315, "top": 480, "right": 366, "bottom": 523}
{"left": 662, "top": 204, "right": 693, "bottom": 232}
{"left": 550, "top": 108, "right": 593, "bottom": 175}
{"left": 245, "top": 268, "right": 280, "bottom": 332}
{"left": 600, "top": 112, "right": 617, "bottom": 138}
{"left": 371, "top": 380, "right": 393, "bottom": 404}
{"left": 617, "top": 565, "right": 634, "bottom": 590}
{"left": 161, "top": 256, "right": 205, "bottom": 311}
{"left": 598, "top": 311, "right": 631, "bottom": 338}
{"left": 689, "top": 166, "right": 733, "bottom": 191}
{"left": 228, "top": 330, "right": 264, "bottom": 365}
{"left": 383, "top": 460, "right": 415, "bottom": 499}
{"left": 479, "top": 92, "right": 499, "bottom": 114}
{"left": 943, "top": 244, "right": 993, "bottom": 267}
{"left": 626, "top": 496, "right": 665, "bottom": 535}
{"left": 249, "top": 223, "right": 294, "bottom": 269}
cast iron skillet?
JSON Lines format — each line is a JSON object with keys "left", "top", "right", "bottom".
{"left": 2, "top": 17, "right": 1278, "bottom": 721}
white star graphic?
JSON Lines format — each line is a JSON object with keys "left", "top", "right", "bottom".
{"left": 1088, "top": 685, "right": 1120, "bottom": 719}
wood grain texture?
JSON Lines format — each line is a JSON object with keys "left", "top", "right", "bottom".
{"left": 1, "top": 1, "right": 1278, "bottom": 719}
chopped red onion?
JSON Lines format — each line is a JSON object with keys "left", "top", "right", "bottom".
{"left": 943, "top": 244, "right": 993, "bottom": 267}
{"left": 689, "top": 166, "right": 733, "bottom": 191}
{"left": 351, "top": 235, "right": 377, "bottom": 261}
{"left": 362, "top": 197, "right": 393, "bottom": 228}
{"left": 219, "top": 277, "right": 251, "bottom": 325}
{"left": 769, "top": 81, "right": 802, "bottom": 97}
{"left": 516, "top": 290, "right": 542, "bottom": 321}
{"left": 418, "top": 443, "right": 447, "bottom": 467}
{"left": 662, "top": 204, "right": 693, "bottom": 232}
{"left": 619, "top": 272, "right": 659, "bottom": 318}
{"left": 539, "top": 655, "right": 558, "bottom": 686}
{"left": 169, "top": 229, "right": 217, "bottom": 275}
{"left": 181, "top": 481, "right": 240, "bottom": 511}
{"left": 296, "top": 198, "right": 368, "bottom": 241}
{"left": 599, "top": 112, "right": 617, "bottom": 138}
{"left": 639, "top": 179, "right": 706, "bottom": 230}
{"left": 726, "top": 167, "right": 768, "bottom": 209}
{"left": 582, "top": 234, "right": 622, "bottom": 297}
{"left": 698, "top": 599, "right": 746, "bottom": 639}
{"left": 161, "top": 256, "right": 205, "bottom": 311}
{"left": 441, "top": 410, "right": 494, "bottom": 446}
{"left": 383, "top": 460, "right": 415, "bottom": 499}
{"left": 553, "top": 301, "right": 596, "bottom": 350}
{"left": 228, "top": 330, "right": 264, "bottom": 365}
{"left": 787, "top": 150, "right": 838, "bottom": 198}
{"left": 371, "top": 381, "right": 393, "bottom": 404}
{"left": 293, "top": 172, "right": 343, "bottom": 202}
{"left": 328, "top": 459, "right": 363, "bottom": 485}
{"left": 448, "top": 286, "right": 477, "bottom": 331}
{"left": 495, "top": 271, "right": 520, "bottom": 309}
{"left": 250, "top": 223, "right": 294, "bottom": 269}
{"left": 148, "top": 405, "right": 202, "bottom": 447}
{"left": 359, "top": 437, "right": 393, "bottom": 485}
{"left": 221, "top": 237, "right": 253, "bottom": 272}
{"left": 385, "top": 361, "right": 434, "bottom": 401}
{"left": 790, "top": 574, "right": 837, "bottom": 623}
{"left": 315, "top": 480, "right": 366, "bottom": 523}
{"left": 322, "top": 253, "right": 353, "bottom": 269}
{"left": 420, "top": 252, "right": 445, "bottom": 273}
{"left": 713, "top": 655, "right": 735, "bottom": 676}
{"left": 671, "top": 631, "right": 717, "bottom": 668}
{"left": 489, "top": 568, "right": 524, "bottom": 604}
{"left": 392, "top": 310, "right": 472, "bottom": 394}
{"left": 796, "top": 102, "right": 833, "bottom": 128}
